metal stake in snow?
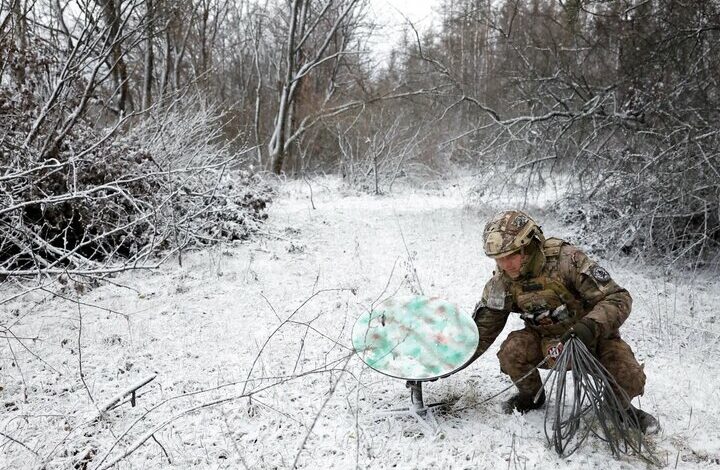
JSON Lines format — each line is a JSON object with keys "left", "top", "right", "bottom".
{"left": 94, "top": 374, "right": 158, "bottom": 421}
{"left": 352, "top": 296, "right": 479, "bottom": 412}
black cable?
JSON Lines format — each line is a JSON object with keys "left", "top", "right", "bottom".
{"left": 543, "top": 337, "right": 660, "bottom": 466}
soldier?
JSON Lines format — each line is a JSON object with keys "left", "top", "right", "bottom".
{"left": 471, "top": 209, "right": 659, "bottom": 433}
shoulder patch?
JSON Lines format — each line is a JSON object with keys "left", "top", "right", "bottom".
{"left": 580, "top": 261, "right": 612, "bottom": 283}
{"left": 590, "top": 265, "right": 611, "bottom": 284}
{"left": 484, "top": 276, "right": 507, "bottom": 310}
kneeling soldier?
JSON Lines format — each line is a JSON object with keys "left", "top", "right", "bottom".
{"left": 470, "top": 210, "right": 658, "bottom": 433}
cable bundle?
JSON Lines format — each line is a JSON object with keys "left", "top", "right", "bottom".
{"left": 541, "top": 337, "right": 659, "bottom": 465}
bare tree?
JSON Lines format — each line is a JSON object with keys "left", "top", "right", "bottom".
{"left": 268, "top": 0, "right": 365, "bottom": 174}
{"left": 142, "top": 0, "right": 154, "bottom": 108}
{"left": 97, "top": 0, "right": 134, "bottom": 112}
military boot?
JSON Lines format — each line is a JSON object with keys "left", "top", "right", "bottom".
{"left": 621, "top": 405, "right": 660, "bottom": 435}
{"left": 503, "top": 390, "right": 546, "bottom": 414}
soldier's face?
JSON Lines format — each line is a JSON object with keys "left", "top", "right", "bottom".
{"left": 496, "top": 252, "right": 525, "bottom": 279}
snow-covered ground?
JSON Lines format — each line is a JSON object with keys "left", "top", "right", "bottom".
{"left": 2, "top": 176, "right": 720, "bottom": 469}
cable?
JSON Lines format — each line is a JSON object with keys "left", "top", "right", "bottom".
{"left": 543, "top": 337, "right": 661, "bottom": 465}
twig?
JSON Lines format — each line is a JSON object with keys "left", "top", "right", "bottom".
{"left": 221, "top": 410, "right": 251, "bottom": 470}
{"left": 93, "top": 355, "right": 354, "bottom": 469}
{"left": 5, "top": 337, "right": 28, "bottom": 401}
{"left": 5, "top": 328, "right": 63, "bottom": 376}
{"left": 303, "top": 173, "right": 316, "bottom": 210}
{"left": 0, "top": 265, "right": 160, "bottom": 277}
{"left": 259, "top": 292, "right": 282, "bottom": 323}
{"left": 250, "top": 397, "right": 305, "bottom": 426}
{"left": 76, "top": 296, "right": 94, "bottom": 404}
{"left": 151, "top": 434, "right": 171, "bottom": 464}
{"left": 0, "top": 431, "right": 38, "bottom": 456}
{"left": 38, "top": 286, "right": 129, "bottom": 320}
{"left": 394, "top": 215, "right": 424, "bottom": 295}
{"left": 241, "top": 288, "right": 351, "bottom": 396}
{"left": 369, "top": 257, "right": 400, "bottom": 311}
{"left": 291, "top": 354, "right": 353, "bottom": 469}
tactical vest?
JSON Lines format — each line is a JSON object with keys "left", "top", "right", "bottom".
{"left": 506, "top": 238, "right": 589, "bottom": 337}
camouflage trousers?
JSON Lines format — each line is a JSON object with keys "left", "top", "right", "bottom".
{"left": 497, "top": 328, "right": 646, "bottom": 405}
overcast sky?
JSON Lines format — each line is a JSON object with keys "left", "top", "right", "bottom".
{"left": 367, "top": 0, "right": 438, "bottom": 60}
{"left": 369, "top": 0, "right": 436, "bottom": 24}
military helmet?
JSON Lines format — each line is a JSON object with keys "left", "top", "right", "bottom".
{"left": 483, "top": 210, "right": 544, "bottom": 258}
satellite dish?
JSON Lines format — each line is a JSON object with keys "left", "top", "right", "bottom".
{"left": 352, "top": 296, "right": 479, "bottom": 382}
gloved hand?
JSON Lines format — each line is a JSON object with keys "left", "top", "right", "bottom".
{"left": 561, "top": 317, "right": 598, "bottom": 349}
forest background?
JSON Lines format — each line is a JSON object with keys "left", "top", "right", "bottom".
{"left": 2, "top": 0, "right": 720, "bottom": 274}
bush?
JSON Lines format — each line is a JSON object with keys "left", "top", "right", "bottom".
{"left": 0, "top": 75, "right": 272, "bottom": 274}
{"left": 551, "top": 133, "right": 720, "bottom": 267}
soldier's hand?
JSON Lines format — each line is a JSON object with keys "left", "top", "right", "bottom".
{"left": 560, "top": 317, "right": 598, "bottom": 349}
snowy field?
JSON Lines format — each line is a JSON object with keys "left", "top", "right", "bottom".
{"left": 2, "top": 176, "right": 720, "bottom": 469}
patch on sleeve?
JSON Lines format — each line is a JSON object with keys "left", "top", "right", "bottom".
{"left": 485, "top": 277, "right": 507, "bottom": 310}
{"left": 591, "top": 265, "right": 611, "bottom": 284}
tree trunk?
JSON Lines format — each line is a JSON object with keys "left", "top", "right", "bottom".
{"left": 142, "top": 0, "right": 154, "bottom": 109}
{"left": 11, "top": 0, "right": 27, "bottom": 86}
{"left": 270, "top": 0, "right": 302, "bottom": 174}
{"left": 253, "top": 24, "right": 264, "bottom": 167}
{"left": 99, "top": 0, "right": 132, "bottom": 112}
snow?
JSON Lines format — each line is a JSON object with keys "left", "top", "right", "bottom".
{"left": 2, "top": 176, "right": 720, "bottom": 469}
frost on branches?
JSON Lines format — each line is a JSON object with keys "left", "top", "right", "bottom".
{"left": 0, "top": 36, "right": 272, "bottom": 276}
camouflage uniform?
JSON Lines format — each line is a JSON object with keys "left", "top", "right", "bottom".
{"left": 473, "top": 212, "right": 646, "bottom": 405}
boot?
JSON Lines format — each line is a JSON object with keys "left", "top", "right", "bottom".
{"left": 622, "top": 405, "right": 660, "bottom": 435}
{"left": 503, "top": 390, "right": 546, "bottom": 414}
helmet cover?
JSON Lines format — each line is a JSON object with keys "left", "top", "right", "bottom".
{"left": 483, "top": 210, "right": 544, "bottom": 258}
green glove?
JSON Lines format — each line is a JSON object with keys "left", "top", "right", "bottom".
{"left": 561, "top": 317, "right": 598, "bottom": 349}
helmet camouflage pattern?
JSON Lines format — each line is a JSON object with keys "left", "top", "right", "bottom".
{"left": 483, "top": 210, "right": 544, "bottom": 258}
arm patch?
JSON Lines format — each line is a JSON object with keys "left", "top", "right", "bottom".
{"left": 580, "top": 261, "right": 616, "bottom": 293}
{"left": 485, "top": 278, "right": 507, "bottom": 310}
{"left": 590, "top": 265, "right": 611, "bottom": 284}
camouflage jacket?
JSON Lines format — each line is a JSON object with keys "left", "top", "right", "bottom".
{"left": 472, "top": 238, "right": 632, "bottom": 358}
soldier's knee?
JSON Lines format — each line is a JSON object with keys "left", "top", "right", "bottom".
{"left": 616, "top": 362, "right": 646, "bottom": 399}
{"left": 599, "top": 339, "right": 646, "bottom": 398}
{"left": 497, "top": 335, "right": 518, "bottom": 368}
{"left": 497, "top": 330, "right": 537, "bottom": 370}
{"left": 627, "top": 362, "right": 646, "bottom": 397}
